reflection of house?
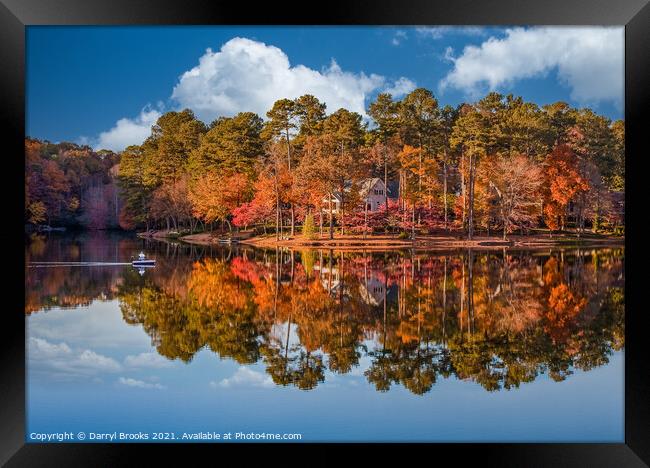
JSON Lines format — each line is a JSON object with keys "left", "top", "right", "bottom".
{"left": 313, "top": 265, "right": 340, "bottom": 294}
{"left": 359, "top": 276, "right": 385, "bottom": 306}
{"left": 322, "top": 178, "right": 390, "bottom": 214}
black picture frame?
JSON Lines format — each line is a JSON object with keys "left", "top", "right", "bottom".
{"left": 2, "top": 0, "right": 648, "bottom": 465}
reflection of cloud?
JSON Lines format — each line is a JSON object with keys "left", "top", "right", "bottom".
{"left": 118, "top": 377, "right": 165, "bottom": 389}
{"left": 212, "top": 367, "right": 273, "bottom": 388}
{"left": 27, "top": 301, "right": 152, "bottom": 350}
{"left": 77, "top": 350, "right": 121, "bottom": 371}
{"left": 28, "top": 337, "right": 72, "bottom": 359}
{"left": 28, "top": 337, "right": 121, "bottom": 378}
{"left": 124, "top": 352, "right": 172, "bottom": 369}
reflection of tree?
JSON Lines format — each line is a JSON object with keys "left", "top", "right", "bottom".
{"left": 25, "top": 232, "right": 130, "bottom": 313}
{"left": 115, "top": 247, "right": 628, "bottom": 392}
{"left": 27, "top": 234, "right": 625, "bottom": 394}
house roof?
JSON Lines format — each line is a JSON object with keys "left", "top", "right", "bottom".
{"left": 326, "top": 178, "right": 390, "bottom": 202}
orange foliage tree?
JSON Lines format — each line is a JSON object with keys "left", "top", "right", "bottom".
{"left": 543, "top": 144, "right": 590, "bottom": 231}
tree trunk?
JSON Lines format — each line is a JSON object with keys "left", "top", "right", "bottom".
{"left": 443, "top": 157, "right": 448, "bottom": 231}
{"left": 364, "top": 203, "right": 368, "bottom": 239}
{"left": 285, "top": 127, "right": 291, "bottom": 171}
{"left": 384, "top": 150, "right": 389, "bottom": 208}
{"left": 319, "top": 210, "right": 323, "bottom": 238}
{"left": 467, "top": 153, "right": 475, "bottom": 240}
{"left": 290, "top": 205, "right": 295, "bottom": 237}
{"left": 461, "top": 151, "right": 466, "bottom": 230}
{"left": 412, "top": 202, "right": 416, "bottom": 239}
{"left": 328, "top": 194, "right": 334, "bottom": 240}
{"left": 276, "top": 194, "right": 280, "bottom": 241}
{"left": 340, "top": 196, "right": 345, "bottom": 236}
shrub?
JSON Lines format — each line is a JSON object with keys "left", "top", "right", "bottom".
{"left": 303, "top": 213, "right": 317, "bottom": 240}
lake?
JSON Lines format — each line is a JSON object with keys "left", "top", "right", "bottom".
{"left": 25, "top": 232, "right": 625, "bottom": 442}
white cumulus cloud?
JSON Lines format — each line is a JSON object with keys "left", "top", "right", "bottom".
{"left": 391, "top": 30, "right": 407, "bottom": 46}
{"left": 211, "top": 366, "right": 273, "bottom": 388}
{"left": 416, "top": 26, "right": 487, "bottom": 39}
{"left": 85, "top": 37, "right": 417, "bottom": 150}
{"left": 383, "top": 77, "right": 417, "bottom": 97}
{"left": 439, "top": 26, "right": 623, "bottom": 106}
{"left": 94, "top": 107, "right": 162, "bottom": 152}
{"left": 171, "top": 37, "right": 411, "bottom": 122}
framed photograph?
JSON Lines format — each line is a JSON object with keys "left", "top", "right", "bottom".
{"left": 3, "top": 0, "right": 648, "bottom": 465}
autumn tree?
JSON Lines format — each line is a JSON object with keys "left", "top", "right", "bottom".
{"left": 543, "top": 144, "right": 590, "bottom": 232}
{"left": 483, "top": 154, "right": 544, "bottom": 239}
{"left": 188, "top": 171, "right": 252, "bottom": 232}
{"left": 451, "top": 104, "right": 488, "bottom": 238}
{"left": 438, "top": 105, "right": 459, "bottom": 230}
{"left": 298, "top": 134, "right": 360, "bottom": 239}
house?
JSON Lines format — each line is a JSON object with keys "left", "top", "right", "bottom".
{"left": 322, "top": 178, "right": 390, "bottom": 214}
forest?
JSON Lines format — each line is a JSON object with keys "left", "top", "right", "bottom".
{"left": 25, "top": 139, "right": 120, "bottom": 229}
{"left": 25, "top": 89, "right": 625, "bottom": 240}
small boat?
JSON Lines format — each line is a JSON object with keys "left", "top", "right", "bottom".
{"left": 218, "top": 238, "right": 239, "bottom": 244}
{"left": 132, "top": 252, "right": 156, "bottom": 266}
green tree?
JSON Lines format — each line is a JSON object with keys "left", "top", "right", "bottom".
{"left": 399, "top": 88, "right": 441, "bottom": 193}
{"left": 294, "top": 94, "right": 327, "bottom": 142}
{"left": 189, "top": 112, "right": 263, "bottom": 176}
{"left": 302, "top": 212, "right": 317, "bottom": 239}
{"left": 368, "top": 93, "right": 401, "bottom": 207}
{"left": 264, "top": 98, "right": 299, "bottom": 169}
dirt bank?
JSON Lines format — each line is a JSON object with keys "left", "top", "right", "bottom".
{"left": 139, "top": 229, "right": 624, "bottom": 250}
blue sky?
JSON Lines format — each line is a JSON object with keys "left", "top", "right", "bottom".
{"left": 26, "top": 26, "right": 624, "bottom": 152}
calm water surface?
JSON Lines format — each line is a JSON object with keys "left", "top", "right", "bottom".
{"left": 25, "top": 232, "right": 625, "bottom": 442}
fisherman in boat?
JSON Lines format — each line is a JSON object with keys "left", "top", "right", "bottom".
{"left": 132, "top": 251, "right": 155, "bottom": 266}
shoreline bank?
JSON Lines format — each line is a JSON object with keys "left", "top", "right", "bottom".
{"left": 138, "top": 230, "right": 625, "bottom": 250}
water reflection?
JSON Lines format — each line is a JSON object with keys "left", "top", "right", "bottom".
{"left": 26, "top": 234, "right": 625, "bottom": 395}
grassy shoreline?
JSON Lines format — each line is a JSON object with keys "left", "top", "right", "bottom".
{"left": 138, "top": 229, "right": 624, "bottom": 250}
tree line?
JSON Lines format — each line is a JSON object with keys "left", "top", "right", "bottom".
{"left": 25, "top": 139, "right": 120, "bottom": 229}
{"left": 27, "top": 88, "right": 625, "bottom": 238}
